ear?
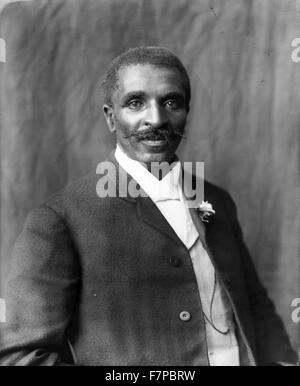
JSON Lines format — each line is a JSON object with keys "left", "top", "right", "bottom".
{"left": 103, "top": 104, "right": 116, "bottom": 133}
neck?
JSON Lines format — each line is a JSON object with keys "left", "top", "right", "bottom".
{"left": 145, "top": 156, "right": 178, "bottom": 180}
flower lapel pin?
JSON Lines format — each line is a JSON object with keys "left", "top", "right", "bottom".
{"left": 196, "top": 201, "right": 215, "bottom": 223}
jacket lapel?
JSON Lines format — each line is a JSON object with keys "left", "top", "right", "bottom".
{"left": 136, "top": 195, "right": 184, "bottom": 246}
{"left": 189, "top": 207, "right": 206, "bottom": 246}
{"left": 188, "top": 182, "right": 236, "bottom": 278}
{"left": 104, "top": 152, "right": 237, "bottom": 267}
{"left": 105, "top": 151, "right": 184, "bottom": 247}
{"left": 189, "top": 205, "right": 232, "bottom": 279}
{"left": 200, "top": 185, "right": 244, "bottom": 288}
{"left": 204, "top": 213, "right": 236, "bottom": 278}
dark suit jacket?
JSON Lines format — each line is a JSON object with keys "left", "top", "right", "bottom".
{"left": 0, "top": 155, "right": 297, "bottom": 366}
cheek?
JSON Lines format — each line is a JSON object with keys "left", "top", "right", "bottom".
{"left": 115, "top": 114, "right": 142, "bottom": 135}
{"left": 171, "top": 113, "right": 187, "bottom": 129}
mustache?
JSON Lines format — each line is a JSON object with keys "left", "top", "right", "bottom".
{"left": 124, "top": 125, "right": 186, "bottom": 141}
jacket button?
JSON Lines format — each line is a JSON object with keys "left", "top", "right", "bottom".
{"left": 170, "top": 257, "right": 181, "bottom": 267}
{"left": 179, "top": 311, "right": 191, "bottom": 321}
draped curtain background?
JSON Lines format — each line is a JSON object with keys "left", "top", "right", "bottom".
{"left": 0, "top": 0, "right": 299, "bottom": 354}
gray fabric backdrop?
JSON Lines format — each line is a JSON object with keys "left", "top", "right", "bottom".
{"left": 0, "top": 0, "right": 299, "bottom": 355}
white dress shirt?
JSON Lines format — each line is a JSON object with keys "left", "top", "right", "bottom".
{"left": 115, "top": 145, "right": 240, "bottom": 366}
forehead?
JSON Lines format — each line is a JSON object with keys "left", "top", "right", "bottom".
{"left": 115, "top": 64, "right": 186, "bottom": 97}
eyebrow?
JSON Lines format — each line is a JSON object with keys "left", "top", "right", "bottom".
{"left": 121, "top": 91, "right": 147, "bottom": 103}
{"left": 162, "top": 92, "right": 185, "bottom": 101}
{"left": 121, "top": 90, "right": 185, "bottom": 103}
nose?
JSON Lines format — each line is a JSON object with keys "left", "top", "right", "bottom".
{"left": 144, "top": 102, "right": 168, "bottom": 128}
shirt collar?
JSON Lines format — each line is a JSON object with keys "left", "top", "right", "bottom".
{"left": 115, "top": 145, "right": 181, "bottom": 202}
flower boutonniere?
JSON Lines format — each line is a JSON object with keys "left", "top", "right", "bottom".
{"left": 196, "top": 201, "right": 215, "bottom": 223}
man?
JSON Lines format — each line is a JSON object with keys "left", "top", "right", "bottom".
{"left": 0, "top": 47, "right": 297, "bottom": 366}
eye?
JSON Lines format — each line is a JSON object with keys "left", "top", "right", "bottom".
{"left": 128, "top": 100, "right": 143, "bottom": 110}
{"left": 165, "top": 99, "right": 181, "bottom": 110}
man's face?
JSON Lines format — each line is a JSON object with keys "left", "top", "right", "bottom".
{"left": 103, "top": 64, "right": 189, "bottom": 164}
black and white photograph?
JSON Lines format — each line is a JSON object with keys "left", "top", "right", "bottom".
{"left": 0, "top": 0, "right": 299, "bottom": 368}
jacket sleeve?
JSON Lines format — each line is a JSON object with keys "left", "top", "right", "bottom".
{"left": 0, "top": 204, "right": 80, "bottom": 366}
{"left": 223, "top": 191, "right": 298, "bottom": 365}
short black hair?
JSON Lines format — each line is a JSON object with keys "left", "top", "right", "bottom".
{"left": 102, "top": 46, "right": 191, "bottom": 110}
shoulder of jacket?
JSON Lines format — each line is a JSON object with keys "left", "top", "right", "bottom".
{"left": 41, "top": 171, "right": 98, "bottom": 214}
{"left": 204, "top": 179, "right": 232, "bottom": 201}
